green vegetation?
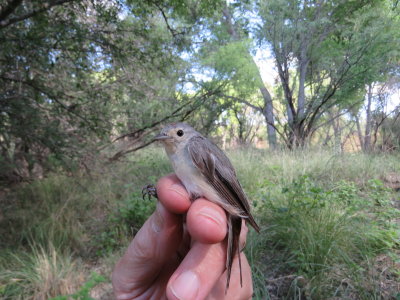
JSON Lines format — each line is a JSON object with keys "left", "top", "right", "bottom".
{"left": 1, "top": 0, "right": 399, "bottom": 298}
{"left": 1, "top": 0, "right": 399, "bottom": 183}
{"left": 1, "top": 148, "right": 399, "bottom": 299}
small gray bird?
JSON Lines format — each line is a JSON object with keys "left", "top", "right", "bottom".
{"left": 154, "top": 122, "right": 260, "bottom": 290}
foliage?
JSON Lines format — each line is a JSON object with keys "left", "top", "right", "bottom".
{"left": 0, "top": 0, "right": 226, "bottom": 182}
{"left": 193, "top": 0, "right": 400, "bottom": 148}
{"left": 0, "top": 175, "right": 90, "bottom": 251}
{"left": 259, "top": 176, "right": 397, "bottom": 273}
{"left": 50, "top": 272, "right": 106, "bottom": 300}
{"left": 94, "top": 190, "right": 156, "bottom": 256}
{"left": 1, "top": 148, "right": 399, "bottom": 299}
{"left": 381, "top": 107, "right": 400, "bottom": 150}
{"left": 1, "top": 0, "right": 400, "bottom": 298}
{"left": 231, "top": 149, "right": 400, "bottom": 299}
{"left": 1, "top": 0, "right": 399, "bottom": 184}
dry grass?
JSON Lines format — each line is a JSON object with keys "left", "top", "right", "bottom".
{"left": 0, "top": 244, "right": 86, "bottom": 299}
{"left": 1, "top": 147, "right": 399, "bottom": 299}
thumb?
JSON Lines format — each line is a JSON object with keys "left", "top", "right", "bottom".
{"left": 112, "top": 202, "right": 183, "bottom": 298}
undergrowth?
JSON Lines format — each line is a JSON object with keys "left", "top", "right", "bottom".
{"left": 0, "top": 148, "right": 399, "bottom": 299}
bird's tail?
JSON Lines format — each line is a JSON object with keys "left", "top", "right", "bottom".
{"left": 247, "top": 213, "right": 260, "bottom": 233}
{"left": 226, "top": 214, "right": 242, "bottom": 291}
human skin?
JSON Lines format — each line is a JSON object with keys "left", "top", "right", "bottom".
{"left": 112, "top": 174, "right": 253, "bottom": 300}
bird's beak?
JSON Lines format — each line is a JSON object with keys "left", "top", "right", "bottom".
{"left": 154, "top": 133, "right": 173, "bottom": 141}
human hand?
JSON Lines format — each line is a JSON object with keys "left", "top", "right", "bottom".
{"left": 112, "top": 174, "right": 253, "bottom": 300}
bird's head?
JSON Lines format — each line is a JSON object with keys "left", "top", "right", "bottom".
{"left": 154, "top": 123, "right": 198, "bottom": 152}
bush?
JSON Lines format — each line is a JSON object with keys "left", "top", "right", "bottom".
{"left": 254, "top": 174, "right": 399, "bottom": 298}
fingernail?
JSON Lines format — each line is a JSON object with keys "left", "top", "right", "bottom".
{"left": 198, "top": 206, "right": 225, "bottom": 226}
{"left": 170, "top": 270, "right": 199, "bottom": 300}
{"left": 152, "top": 203, "right": 164, "bottom": 233}
{"left": 168, "top": 183, "right": 187, "bottom": 199}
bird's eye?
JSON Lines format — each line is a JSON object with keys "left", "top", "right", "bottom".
{"left": 177, "top": 130, "right": 184, "bottom": 137}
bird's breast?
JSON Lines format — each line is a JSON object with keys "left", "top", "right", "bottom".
{"left": 169, "top": 152, "right": 204, "bottom": 198}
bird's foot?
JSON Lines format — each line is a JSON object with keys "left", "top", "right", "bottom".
{"left": 142, "top": 184, "right": 158, "bottom": 200}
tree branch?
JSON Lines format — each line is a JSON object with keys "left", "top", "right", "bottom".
{"left": 108, "top": 138, "right": 157, "bottom": 162}
{"left": 219, "top": 94, "right": 263, "bottom": 112}
{"left": 152, "top": 2, "right": 185, "bottom": 39}
{"left": 107, "top": 87, "right": 225, "bottom": 161}
{"left": 219, "top": 93, "right": 289, "bottom": 144}
{"left": 0, "top": 0, "right": 75, "bottom": 29}
{"left": 112, "top": 88, "right": 220, "bottom": 143}
{"left": 0, "top": 75, "right": 106, "bottom": 133}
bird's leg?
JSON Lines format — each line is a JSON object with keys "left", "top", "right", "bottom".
{"left": 142, "top": 184, "right": 158, "bottom": 200}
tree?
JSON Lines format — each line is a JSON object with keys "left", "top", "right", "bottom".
{"left": 255, "top": 0, "right": 399, "bottom": 147}
{"left": 189, "top": 0, "right": 400, "bottom": 149}
{"left": 355, "top": 78, "right": 400, "bottom": 151}
{"left": 196, "top": 4, "right": 278, "bottom": 148}
{"left": 0, "top": 0, "right": 223, "bottom": 181}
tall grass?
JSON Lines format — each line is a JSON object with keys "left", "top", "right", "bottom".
{"left": 1, "top": 147, "right": 399, "bottom": 299}
{"left": 232, "top": 149, "right": 399, "bottom": 299}
{"left": 0, "top": 244, "right": 86, "bottom": 299}
{"left": 0, "top": 147, "right": 171, "bottom": 298}
{"left": 230, "top": 148, "right": 400, "bottom": 189}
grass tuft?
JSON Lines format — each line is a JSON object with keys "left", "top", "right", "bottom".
{"left": 0, "top": 244, "right": 86, "bottom": 300}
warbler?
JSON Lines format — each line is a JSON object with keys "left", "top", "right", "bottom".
{"left": 154, "top": 122, "right": 260, "bottom": 290}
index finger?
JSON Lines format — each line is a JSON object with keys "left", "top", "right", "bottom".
{"left": 157, "top": 174, "right": 191, "bottom": 214}
{"left": 157, "top": 175, "right": 228, "bottom": 244}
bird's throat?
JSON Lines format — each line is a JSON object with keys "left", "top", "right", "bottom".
{"left": 163, "top": 142, "right": 177, "bottom": 156}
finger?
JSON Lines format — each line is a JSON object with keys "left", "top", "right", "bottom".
{"left": 207, "top": 253, "right": 253, "bottom": 300}
{"left": 166, "top": 241, "right": 226, "bottom": 300}
{"left": 186, "top": 199, "right": 227, "bottom": 244}
{"left": 166, "top": 219, "right": 250, "bottom": 300}
{"left": 177, "top": 223, "right": 191, "bottom": 259}
{"left": 157, "top": 174, "right": 191, "bottom": 214}
{"left": 112, "top": 202, "right": 182, "bottom": 299}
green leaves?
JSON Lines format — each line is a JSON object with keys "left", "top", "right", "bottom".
{"left": 204, "top": 40, "right": 263, "bottom": 91}
{"left": 0, "top": 0, "right": 209, "bottom": 180}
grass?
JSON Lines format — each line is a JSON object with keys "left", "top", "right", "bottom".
{"left": 0, "top": 147, "right": 399, "bottom": 299}
{"left": 0, "top": 244, "right": 86, "bottom": 299}
{"left": 229, "top": 149, "right": 400, "bottom": 299}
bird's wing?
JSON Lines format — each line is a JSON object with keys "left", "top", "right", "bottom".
{"left": 187, "top": 136, "right": 259, "bottom": 232}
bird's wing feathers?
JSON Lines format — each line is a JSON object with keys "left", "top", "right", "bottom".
{"left": 187, "top": 135, "right": 260, "bottom": 290}
{"left": 187, "top": 136, "right": 259, "bottom": 232}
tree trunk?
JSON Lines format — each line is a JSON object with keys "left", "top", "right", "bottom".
{"left": 233, "top": 108, "right": 245, "bottom": 144}
{"left": 355, "top": 114, "right": 364, "bottom": 150}
{"left": 222, "top": 5, "right": 278, "bottom": 149}
{"left": 332, "top": 116, "right": 342, "bottom": 153}
{"left": 260, "top": 86, "right": 277, "bottom": 149}
{"left": 364, "top": 83, "right": 373, "bottom": 152}
{"left": 297, "top": 49, "right": 308, "bottom": 120}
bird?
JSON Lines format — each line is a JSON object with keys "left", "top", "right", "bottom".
{"left": 153, "top": 122, "right": 260, "bottom": 290}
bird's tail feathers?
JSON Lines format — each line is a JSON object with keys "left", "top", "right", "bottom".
{"left": 225, "top": 215, "right": 242, "bottom": 292}
{"left": 247, "top": 214, "right": 260, "bottom": 233}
